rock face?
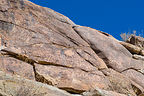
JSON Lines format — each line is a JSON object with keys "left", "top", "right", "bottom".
{"left": 0, "top": 71, "right": 79, "bottom": 96}
{"left": 0, "top": 0, "right": 144, "bottom": 96}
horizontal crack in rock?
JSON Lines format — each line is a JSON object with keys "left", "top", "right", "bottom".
{"left": 37, "top": 61, "right": 89, "bottom": 73}
{"left": 1, "top": 49, "right": 90, "bottom": 73}
{"left": 0, "top": 10, "right": 8, "bottom": 13}
{"left": 0, "top": 20, "right": 41, "bottom": 34}
{"left": 121, "top": 67, "right": 144, "bottom": 75}
{"left": 32, "top": 65, "right": 54, "bottom": 86}
{"left": 0, "top": 46, "right": 105, "bottom": 94}
{"left": 1, "top": 49, "right": 35, "bottom": 65}
{"left": 59, "top": 87, "right": 85, "bottom": 94}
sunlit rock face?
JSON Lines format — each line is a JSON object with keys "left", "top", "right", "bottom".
{"left": 0, "top": 0, "right": 144, "bottom": 96}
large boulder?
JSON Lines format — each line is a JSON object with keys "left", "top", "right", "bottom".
{"left": 0, "top": 0, "right": 111, "bottom": 93}
{"left": 0, "top": 0, "right": 144, "bottom": 95}
{"left": 73, "top": 26, "right": 144, "bottom": 72}
{"left": 34, "top": 64, "right": 111, "bottom": 93}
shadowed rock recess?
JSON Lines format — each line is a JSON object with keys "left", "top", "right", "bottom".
{"left": 0, "top": 0, "right": 144, "bottom": 96}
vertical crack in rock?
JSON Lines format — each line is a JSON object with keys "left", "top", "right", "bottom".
{"left": 1, "top": 49, "right": 102, "bottom": 94}
{"left": 0, "top": 48, "right": 109, "bottom": 94}
{"left": 1, "top": 49, "right": 91, "bottom": 73}
{"left": 32, "top": 64, "right": 54, "bottom": 86}
{"left": 0, "top": 49, "right": 57, "bottom": 86}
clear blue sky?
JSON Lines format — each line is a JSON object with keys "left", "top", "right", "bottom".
{"left": 29, "top": 0, "right": 144, "bottom": 40}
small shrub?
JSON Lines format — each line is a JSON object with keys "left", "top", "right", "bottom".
{"left": 120, "top": 30, "right": 144, "bottom": 41}
{"left": 120, "top": 30, "right": 144, "bottom": 49}
{"left": 120, "top": 32, "right": 131, "bottom": 41}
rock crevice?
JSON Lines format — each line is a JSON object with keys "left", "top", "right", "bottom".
{"left": 0, "top": 0, "right": 144, "bottom": 96}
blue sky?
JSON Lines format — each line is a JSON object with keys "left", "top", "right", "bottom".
{"left": 29, "top": 0, "right": 144, "bottom": 40}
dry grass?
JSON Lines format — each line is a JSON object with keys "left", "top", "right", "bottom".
{"left": 120, "top": 30, "right": 144, "bottom": 41}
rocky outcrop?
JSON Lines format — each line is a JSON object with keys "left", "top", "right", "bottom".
{"left": 0, "top": 0, "right": 144, "bottom": 96}
{"left": 126, "top": 35, "right": 144, "bottom": 49}
{"left": 120, "top": 41, "right": 144, "bottom": 56}
{"left": 0, "top": 71, "right": 80, "bottom": 96}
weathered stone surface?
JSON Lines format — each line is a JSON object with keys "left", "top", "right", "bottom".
{"left": 0, "top": 52, "right": 35, "bottom": 80}
{"left": 0, "top": 0, "right": 144, "bottom": 95}
{"left": 0, "top": 0, "right": 110, "bottom": 93}
{"left": 34, "top": 64, "right": 111, "bottom": 93}
{"left": 73, "top": 26, "right": 142, "bottom": 72}
{"left": 0, "top": 71, "right": 79, "bottom": 96}
{"left": 72, "top": 25, "right": 144, "bottom": 94}
{"left": 82, "top": 87, "right": 127, "bottom": 96}
{"left": 122, "top": 69, "right": 144, "bottom": 89}
{"left": 102, "top": 68, "right": 136, "bottom": 95}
